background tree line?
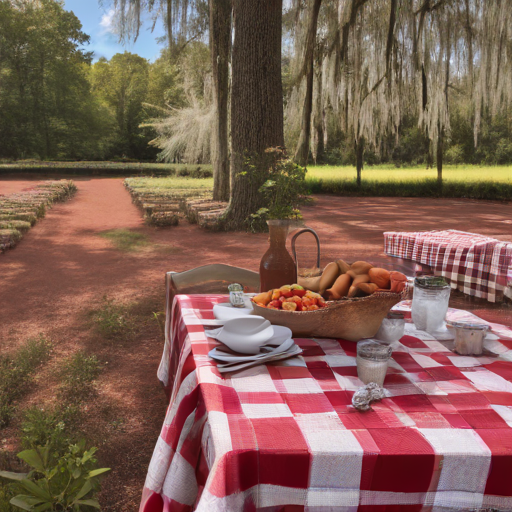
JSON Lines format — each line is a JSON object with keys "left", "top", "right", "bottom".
{"left": 0, "top": 0, "right": 211, "bottom": 161}
{"left": 2, "top": 0, "right": 512, "bottom": 169}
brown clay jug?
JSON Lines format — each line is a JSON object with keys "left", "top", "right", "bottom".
{"left": 259, "top": 220, "right": 297, "bottom": 292}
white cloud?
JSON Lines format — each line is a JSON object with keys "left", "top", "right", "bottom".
{"left": 99, "top": 9, "right": 116, "bottom": 35}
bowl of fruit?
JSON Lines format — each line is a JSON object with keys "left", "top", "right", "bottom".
{"left": 251, "top": 260, "right": 406, "bottom": 341}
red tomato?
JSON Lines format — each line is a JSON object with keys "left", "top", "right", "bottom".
{"left": 292, "top": 289, "right": 307, "bottom": 298}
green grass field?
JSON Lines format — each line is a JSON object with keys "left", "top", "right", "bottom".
{"left": 124, "top": 176, "right": 213, "bottom": 191}
{"left": 306, "top": 164, "right": 512, "bottom": 183}
{"left": 305, "top": 164, "right": 512, "bottom": 200}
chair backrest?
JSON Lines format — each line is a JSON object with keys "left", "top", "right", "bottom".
{"left": 168, "top": 264, "right": 260, "bottom": 303}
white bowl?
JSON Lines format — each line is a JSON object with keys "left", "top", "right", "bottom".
{"left": 217, "top": 316, "right": 274, "bottom": 354}
{"left": 266, "top": 325, "right": 293, "bottom": 346}
{"left": 213, "top": 302, "right": 253, "bottom": 321}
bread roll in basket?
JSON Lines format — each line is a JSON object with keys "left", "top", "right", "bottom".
{"left": 252, "top": 291, "right": 401, "bottom": 341}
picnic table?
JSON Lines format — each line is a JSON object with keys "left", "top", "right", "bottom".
{"left": 141, "top": 293, "right": 512, "bottom": 512}
{"left": 384, "top": 229, "right": 512, "bottom": 303}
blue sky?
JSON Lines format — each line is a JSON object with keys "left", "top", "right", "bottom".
{"left": 63, "top": 0, "right": 166, "bottom": 62}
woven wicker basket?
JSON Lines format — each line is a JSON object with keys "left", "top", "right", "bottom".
{"left": 252, "top": 291, "right": 401, "bottom": 341}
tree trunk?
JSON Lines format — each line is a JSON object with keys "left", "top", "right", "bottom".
{"left": 355, "top": 137, "right": 364, "bottom": 186}
{"left": 425, "top": 135, "right": 432, "bottom": 168}
{"left": 312, "top": 44, "right": 324, "bottom": 164}
{"left": 210, "top": 0, "right": 232, "bottom": 201}
{"left": 224, "top": 0, "right": 284, "bottom": 230}
{"left": 437, "top": 125, "right": 443, "bottom": 185}
{"left": 294, "top": 0, "right": 322, "bottom": 166}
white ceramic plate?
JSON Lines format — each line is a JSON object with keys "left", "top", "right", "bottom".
{"left": 213, "top": 302, "right": 253, "bottom": 321}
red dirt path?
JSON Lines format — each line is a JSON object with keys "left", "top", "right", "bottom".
{"left": 0, "top": 178, "right": 43, "bottom": 195}
{"left": 1, "top": 177, "right": 511, "bottom": 510}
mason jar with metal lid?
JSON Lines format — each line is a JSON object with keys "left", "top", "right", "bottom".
{"left": 411, "top": 276, "right": 451, "bottom": 333}
{"left": 356, "top": 339, "right": 393, "bottom": 387}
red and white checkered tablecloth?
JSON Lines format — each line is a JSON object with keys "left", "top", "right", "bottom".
{"left": 384, "top": 230, "right": 512, "bottom": 302}
{"left": 142, "top": 294, "right": 512, "bottom": 512}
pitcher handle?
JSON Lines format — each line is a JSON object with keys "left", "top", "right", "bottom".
{"left": 291, "top": 228, "right": 321, "bottom": 274}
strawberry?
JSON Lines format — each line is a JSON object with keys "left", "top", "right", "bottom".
{"left": 269, "top": 300, "right": 282, "bottom": 309}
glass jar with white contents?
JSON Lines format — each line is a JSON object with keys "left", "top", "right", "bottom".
{"left": 356, "top": 339, "right": 393, "bottom": 387}
{"left": 411, "top": 276, "right": 451, "bottom": 334}
{"left": 375, "top": 312, "right": 405, "bottom": 344}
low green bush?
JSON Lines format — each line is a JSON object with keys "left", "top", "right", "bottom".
{"left": 0, "top": 442, "right": 110, "bottom": 511}
{"left": 58, "top": 352, "right": 101, "bottom": 403}
{"left": 91, "top": 296, "right": 135, "bottom": 341}
{"left": 0, "top": 336, "right": 52, "bottom": 428}
{"left": 20, "top": 406, "right": 79, "bottom": 456}
{"left": 306, "top": 177, "right": 512, "bottom": 200}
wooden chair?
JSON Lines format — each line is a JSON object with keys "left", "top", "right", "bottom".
{"left": 160, "top": 264, "right": 260, "bottom": 399}
{"left": 166, "top": 263, "right": 260, "bottom": 303}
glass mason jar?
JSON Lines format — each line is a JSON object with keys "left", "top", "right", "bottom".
{"left": 411, "top": 276, "right": 451, "bottom": 333}
{"left": 228, "top": 283, "right": 246, "bottom": 308}
{"left": 375, "top": 312, "right": 405, "bottom": 344}
{"left": 356, "top": 339, "right": 393, "bottom": 387}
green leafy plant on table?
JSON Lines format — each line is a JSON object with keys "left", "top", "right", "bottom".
{"left": 246, "top": 147, "right": 307, "bottom": 231}
{"left": 0, "top": 441, "right": 110, "bottom": 511}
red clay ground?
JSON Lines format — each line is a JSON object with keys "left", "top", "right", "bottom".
{"left": 1, "top": 177, "right": 511, "bottom": 510}
{"left": 0, "top": 177, "right": 43, "bottom": 195}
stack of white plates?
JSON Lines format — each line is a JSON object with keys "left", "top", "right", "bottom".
{"left": 206, "top": 316, "right": 301, "bottom": 373}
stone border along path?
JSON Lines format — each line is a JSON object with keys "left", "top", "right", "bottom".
{"left": 124, "top": 178, "right": 228, "bottom": 227}
{"left": 0, "top": 180, "right": 77, "bottom": 253}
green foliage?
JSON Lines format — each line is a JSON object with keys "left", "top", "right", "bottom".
{"left": 0, "top": 0, "right": 110, "bottom": 160}
{"left": 58, "top": 352, "right": 101, "bottom": 404}
{"left": 246, "top": 148, "right": 307, "bottom": 230}
{"left": 0, "top": 442, "right": 110, "bottom": 511}
{"left": 91, "top": 296, "right": 134, "bottom": 341}
{"left": 0, "top": 337, "right": 52, "bottom": 428}
{"left": 20, "top": 407, "right": 79, "bottom": 457}
{"left": 307, "top": 176, "right": 512, "bottom": 201}
{"left": 91, "top": 52, "right": 156, "bottom": 160}
{"left": 98, "top": 229, "right": 148, "bottom": 252}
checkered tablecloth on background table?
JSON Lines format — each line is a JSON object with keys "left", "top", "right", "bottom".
{"left": 142, "top": 294, "right": 512, "bottom": 512}
{"left": 384, "top": 230, "right": 512, "bottom": 302}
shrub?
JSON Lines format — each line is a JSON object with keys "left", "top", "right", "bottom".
{"left": 91, "top": 296, "right": 134, "bottom": 341}
{"left": 58, "top": 352, "right": 101, "bottom": 403}
{"left": 0, "top": 336, "right": 52, "bottom": 428}
{"left": 247, "top": 148, "right": 308, "bottom": 231}
{"left": 20, "top": 407, "right": 78, "bottom": 456}
{"left": 0, "top": 442, "right": 110, "bottom": 512}
{"left": 445, "top": 144, "right": 464, "bottom": 165}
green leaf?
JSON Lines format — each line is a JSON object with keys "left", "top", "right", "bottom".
{"left": 19, "top": 478, "right": 53, "bottom": 501}
{"left": 0, "top": 471, "right": 29, "bottom": 481}
{"left": 10, "top": 495, "right": 45, "bottom": 511}
{"left": 74, "top": 480, "right": 92, "bottom": 501}
{"left": 75, "top": 499, "right": 101, "bottom": 509}
{"left": 88, "top": 468, "right": 110, "bottom": 478}
{"left": 33, "top": 503, "right": 52, "bottom": 512}
{"left": 17, "top": 449, "right": 45, "bottom": 473}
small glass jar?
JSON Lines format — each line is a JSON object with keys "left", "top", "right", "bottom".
{"left": 356, "top": 340, "right": 393, "bottom": 387}
{"left": 376, "top": 312, "right": 405, "bottom": 344}
{"left": 452, "top": 321, "right": 490, "bottom": 355}
{"left": 411, "top": 276, "right": 451, "bottom": 334}
{"left": 228, "top": 283, "right": 245, "bottom": 308}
